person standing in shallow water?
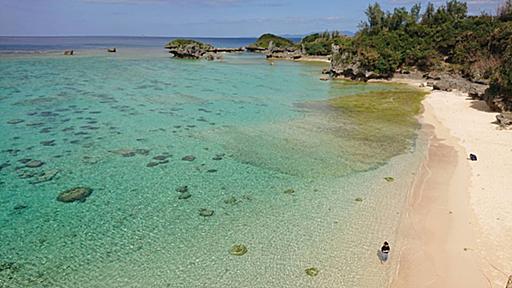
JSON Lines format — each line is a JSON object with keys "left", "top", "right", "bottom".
{"left": 380, "top": 242, "right": 390, "bottom": 263}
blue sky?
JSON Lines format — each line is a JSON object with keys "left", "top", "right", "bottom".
{"left": 0, "top": 0, "right": 504, "bottom": 37}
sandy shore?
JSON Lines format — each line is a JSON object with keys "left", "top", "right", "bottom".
{"left": 389, "top": 81, "right": 512, "bottom": 287}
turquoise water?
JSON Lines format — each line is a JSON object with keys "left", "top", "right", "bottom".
{"left": 0, "top": 48, "right": 425, "bottom": 287}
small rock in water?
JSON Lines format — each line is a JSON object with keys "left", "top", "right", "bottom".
{"left": 224, "top": 196, "right": 238, "bottom": 205}
{"left": 175, "top": 186, "right": 188, "bottom": 193}
{"left": 384, "top": 177, "right": 395, "bottom": 182}
{"left": 111, "top": 148, "right": 136, "bottom": 157}
{"left": 355, "top": 197, "right": 363, "bottom": 202}
{"left": 57, "top": 187, "right": 93, "bottom": 203}
{"left": 153, "top": 155, "right": 168, "bottom": 161}
{"left": 212, "top": 153, "right": 225, "bottom": 161}
{"left": 14, "top": 204, "right": 28, "bottom": 210}
{"left": 40, "top": 140, "right": 56, "bottom": 146}
{"left": 230, "top": 244, "right": 248, "bottom": 256}
{"left": 181, "top": 155, "right": 196, "bottom": 161}
{"left": 305, "top": 267, "right": 319, "bottom": 277}
{"left": 135, "top": 149, "right": 150, "bottom": 156}
{"left": 178, "top": 191, "right": 191, "bottom": 200}
{"left": 0, "top": 162, "right": 11, "bottom": 171}
{"left": 199, "top": 208, "right": 214, "bottom": 217}
{"left": 30, "top": 169, "right": 59, "bottom": 184}
{"left": 18, "top": 158, "right": 32, "bottom": 164}
{"left": 0, "top": 261, "right": 19, "bottom": 273}
{"left": 7, "top": 119, "right": 24, "bottom": 124}
{"left": 146, "top": 162, "right": 159, "bottom": 167}
{"left": 25, "top": 160, "right": 44, "bottom": 168}
{"left": 207, "top": 169, "right": 218, "bottom": 173}
{"left": 17, "top": 170, "right": 36, "bottom": 179}
{"left": 283, "top": 188, "right": 295, "bottom": 194}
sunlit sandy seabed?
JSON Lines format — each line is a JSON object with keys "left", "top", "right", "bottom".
{"left": 0, "top": 50, "right": 426, "bottom": 287}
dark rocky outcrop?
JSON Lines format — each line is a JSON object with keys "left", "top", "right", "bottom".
{"left": 330, "top": 45, "right": 391, "bottom": 81}
{"left": 108, "top": 48, "right": 117, "bottom": 53}
{"left": 496, "top": 113, "right": 512, "bottom": 129}
{"left": 164, "top": 39, "right": 240, "bottom": 60}
{"left": 57, "top": 187, "right": 93, "bottom": 203}
{"left": 483, "top": 91, "right": 512, "bottom": 112}
{"left": 506, "top": 275, "right": 512, "bottom": 288}
{"left": 64, "top": 50, "right": 74, "bottom": 56}
{"left": 165, "top": 39, "right": 215, "bottom": 59}
{"left": 426, "top": 72, "right": 488, "bottom": 99}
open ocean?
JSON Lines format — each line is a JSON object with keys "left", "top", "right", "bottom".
{"left": 0, "top": 37, "right": 426, "bottom": 287}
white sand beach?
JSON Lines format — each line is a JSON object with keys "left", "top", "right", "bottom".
{"left": 392, "top": 85, "right": 512, "bottom": 287}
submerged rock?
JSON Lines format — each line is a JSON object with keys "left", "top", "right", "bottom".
{"left": 111, "top": 148, "right": 138, "bottom": 157}
{"left": 283, "top": 188, "right": 295, "bottom": 194}
{"left": 25, "top": 160, "right": 44, "bottom": 168}
{"left": 212, "top": 154, "right": 225, "bottom": 161}
{"left": 305, "top": 267, "right": 319, "bottom": 277}
{"left": 355, "top": 197, "right": 363, "bottom": 202}
{"left": 7, "top": 119, "right": 25, "bottom": 124}
{"left": 230, "top": 244, "right": 248, "bottom": 256}
{"left": 181, "top": 155, "right": 196, "bottom": 161}
{"left": 135, "top": 148, "right": 150, "bottom": 156}
{"left": 0, "top": 261, "right": 19, "bottom": 273}
{"left": 178, "top": 191, "right": 191, "bottom": 200}
{"left": 30, "top": 169, "right": 59, "bottom": 184}
{"left": 199, "top": 208, "right": 214, "bottom": 217}
{"left": 14, "top": 204, "right": 28, "bottom": 210}
{"left": 384, "top": 177, "right": 395, "bottom": 182}
{"left": 175, "top": 185, "right": 188, "bottom": 193}
{"left": 153, "top": 155, "right": 169, "bottom": 161}
{"left": 57, "top": 187, "right": 93, "bottom": 203}
{"left": 40, "top": 140, "right": 56, "bottom": 146}
{"left": 146, "top": 162, "right": 159, "bottom": 167}
{"left": 224, "top": 196, "right": 238, "bottom": 205}
{"left": 0, "top": 162, "right": 11, "bottom": 171}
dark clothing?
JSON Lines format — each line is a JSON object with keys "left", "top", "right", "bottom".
{"left": 381, "top": 244, "right": 390, "bottom": 262}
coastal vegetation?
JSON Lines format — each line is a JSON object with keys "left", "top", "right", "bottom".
{"left": 331, "top": 0, "right": 512, "bottom": 110}
{"left": 248, "top": 33, "right": 296, "bottom": 49}
{"left": 164, "top": 39, "right": 213, "bottom": 50}
{"left": 300, "top": 31, "right": 350, "bottom": 56}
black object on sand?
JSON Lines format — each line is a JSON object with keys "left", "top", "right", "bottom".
{"left": 469, "top": 154, "right": 478, "bottom": 161}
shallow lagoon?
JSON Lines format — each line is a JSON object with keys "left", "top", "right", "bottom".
{"left": 0, "top": 50, "right": 425, "bottom": 287}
